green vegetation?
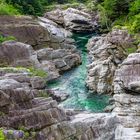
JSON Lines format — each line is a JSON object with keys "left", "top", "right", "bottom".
{"left": 96, "top": 0, "right": 140, "bottom": 34}
{"left": 0, "top": 67, "right": 47, "bottom": 78}
{"left": 28, "top": 67, "right": 47, "bottom": 78}
{"left": 18, "top": 126, "right": 36, "bottom": 139}
{"left": 0, "top": 0, "right": 93, "bottom": 16}
{"left": 0, "top": 129, "right": 5, "bottom": 140}
{"left": 0, "top": 0, "right": 19, "bottom": 15}
{"left": 125, "top": 47, "right": 138, "bottom": 54}
{"left": 0, "top": 35, "right": 16, "bottom": 43}
{"left": 37, "top": 91, "right": 49, "bottom": 98}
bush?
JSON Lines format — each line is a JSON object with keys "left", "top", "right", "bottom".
{"left": 6, "top": 0, "right": 44, "bottom": 16}
{"left": 86, "top": 1, "right": 96, "bottom": 11}
{"left": 0, "top": 35, "right": 16, "bottom": 43}
{"left": 0, "top": 129, "right": 5, "bottom": 140}
{"left": 130, "top": 14, "right": 140, "bottom": 33}
{"left": 97, "top": 4, "right": 110, "bottom": 29}
{"left": 28, "top": 67, "right": 47, "bottom": 78}
{"left": 129, "top": 0, "right": 140, "bottom": 16}
{"left": 0, "top": 1, "right": 19, "bottom": 15}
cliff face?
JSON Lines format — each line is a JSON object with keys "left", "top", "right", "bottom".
{"left": 86, "top": 29, "right": 135, "bottom": 94}
{"left": 113, "top": 53, "right": 140, "bottom": 139}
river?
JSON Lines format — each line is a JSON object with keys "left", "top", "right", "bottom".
{"left": 48, "top": 33, "right": 109, "bottom": 112}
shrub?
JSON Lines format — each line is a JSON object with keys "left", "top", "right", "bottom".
{"left": 97, "top": 4, "right": 110, "bottom": 30}
{"left": 129, "top": 0, "right": 140, "bottom": 16}
{"left": 130, "top": 14, "right": 140, "bottom": 33}
{"left": 0, "top": 35, "right": 16, "bottom": 43}
{"left": 125, "top": 47, "right": 137, "bottom": 54}
{"left": 6, "top": 0, "right": 44, "bottom": 16}
{"left": 0, "top": 129, "right": 5, "bottom": 140}
{"left": 28, "top": 67, "right": 47, "bottom": 78}
{"left": 0, "top": 0, "right": 19, "bottom": 15}
{"left": 86, "top": 1, "right": 96, "bottom": 11}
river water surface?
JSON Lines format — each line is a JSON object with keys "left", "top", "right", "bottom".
{"left": 48, "top": 33, "right": 109, "bottom": 112}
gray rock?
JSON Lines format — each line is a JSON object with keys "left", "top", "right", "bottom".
{"left": 86, "top": 29, "right": 135, "bottom": 94}
{"left": 47, "top": 89, "right": 69, "bottom": 102}
{"left": 37, "top": 48, "right": 81, "bottom": 73}
{"left": 44, "top": 8, "right": 96, "bottom": 33}
{"left": 0, "top": 41, "right": 38, "bottom": 67}
{"left": 63, "top": 8, "right": 94, "bottom": 33}
{"left": 30, "top": 76, "right": 46, "bottom": 89}
{"left": 0, "top": 16, "right": 50, "bottom": 49}
{"left": 44, "top": 9, "right": 64, "bottom": 25}
{"left": 113, "top": 52, "right": 140, "bottom": 139}
{"left": 0, "top": 79, "right": 22, "bottom": 90}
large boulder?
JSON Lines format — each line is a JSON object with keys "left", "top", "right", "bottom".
{"left": 37, "top": 48, "right": 81, "bottom": 72}
{"left": 0, "top": 16, "right": 50, "bottom": 49}
{"left": 0, "top": 16, "right": 76, "bottom": 50}
{"left": 86, "top": 29, "right": 135, "bottom": 94}
{"left": 44, "top": 8, "right": 96, "bottom": 33}
{"left": 0, "top": 41, "right": 39, "bottom": 67}
{"left": 63, "top": 8, "right": 95, "bottom": 33}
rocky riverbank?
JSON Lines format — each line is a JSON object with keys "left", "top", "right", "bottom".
{"left": 86, "top": 29, "right": 136, "bottom": 94}
{"left": 0, "top": 7, "right": 140, "bottom": 140}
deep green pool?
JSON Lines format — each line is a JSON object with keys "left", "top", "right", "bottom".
{"left": 48, "top": 33, "right": 109, "bottom": 112}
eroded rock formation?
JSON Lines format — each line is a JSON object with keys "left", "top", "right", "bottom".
{"left": 44, "top": 8, "right": 97, "bottom": 33}
{"left": 0, "top": 68, "right": 118, "bottom": 140}
{"left": 86, "top": 29, "right": 135, "bottom": 94}
{"left": 0, "top": 16, "right": 75, "bottom": 50}
{"left": 0, "top": 40, "right": 81, "bottom": 82}
{"left": 113, "top": 52, "right": 140, "bottom": 139}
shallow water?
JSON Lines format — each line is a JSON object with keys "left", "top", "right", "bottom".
{"left": 48, "top": 33, "right": 109, "bottom": 112}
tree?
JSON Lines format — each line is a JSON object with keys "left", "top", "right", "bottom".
{"left": 6, "top": 0, "right": 44, "bottom": 16}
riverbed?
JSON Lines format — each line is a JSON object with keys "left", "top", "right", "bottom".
{"left": 48, "top": 33, "right": 109, "bottom": 112}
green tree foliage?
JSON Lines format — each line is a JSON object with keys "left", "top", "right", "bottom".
{"left": 129, "top": 0, "right": 140, "bottom": 16}
{"left": 97, "top": 0, "right": 140, "bottom": 33}
{"left": 0, "top": 0, "right": 19, "bottom": 15}
{"left": 6, "top": 0, "right": 44, "bottom": 16}
{"left": 103, "top": 0, "right": 132, "bottom": 21}
{"left": 4, "top": 0, "right": 88, "bottom": 16}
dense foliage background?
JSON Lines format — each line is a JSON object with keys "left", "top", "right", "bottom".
{"left": 97, "top": 0, "right": 140, "bottom": 33}
{"left": 0, "top": 0, "right": 87, "bottom": 16}
{"left": 0, "top": 0, "right": 140, "bottom": 33}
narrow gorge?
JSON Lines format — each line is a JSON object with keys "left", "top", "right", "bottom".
{"left": 0, "top": 3, "right": 140, "bottom": 140}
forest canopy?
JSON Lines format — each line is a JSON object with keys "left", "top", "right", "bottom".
{"left": 0, "top": 0, "right": 140, "bottom": 33}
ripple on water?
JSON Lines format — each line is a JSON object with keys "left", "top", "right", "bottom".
{"left": 47, "top": 33, "right": 109, "bottom": 112}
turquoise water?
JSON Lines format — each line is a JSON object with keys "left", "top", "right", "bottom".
{"left": 48, "top": 33, "right": 109, "bottom": 112}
